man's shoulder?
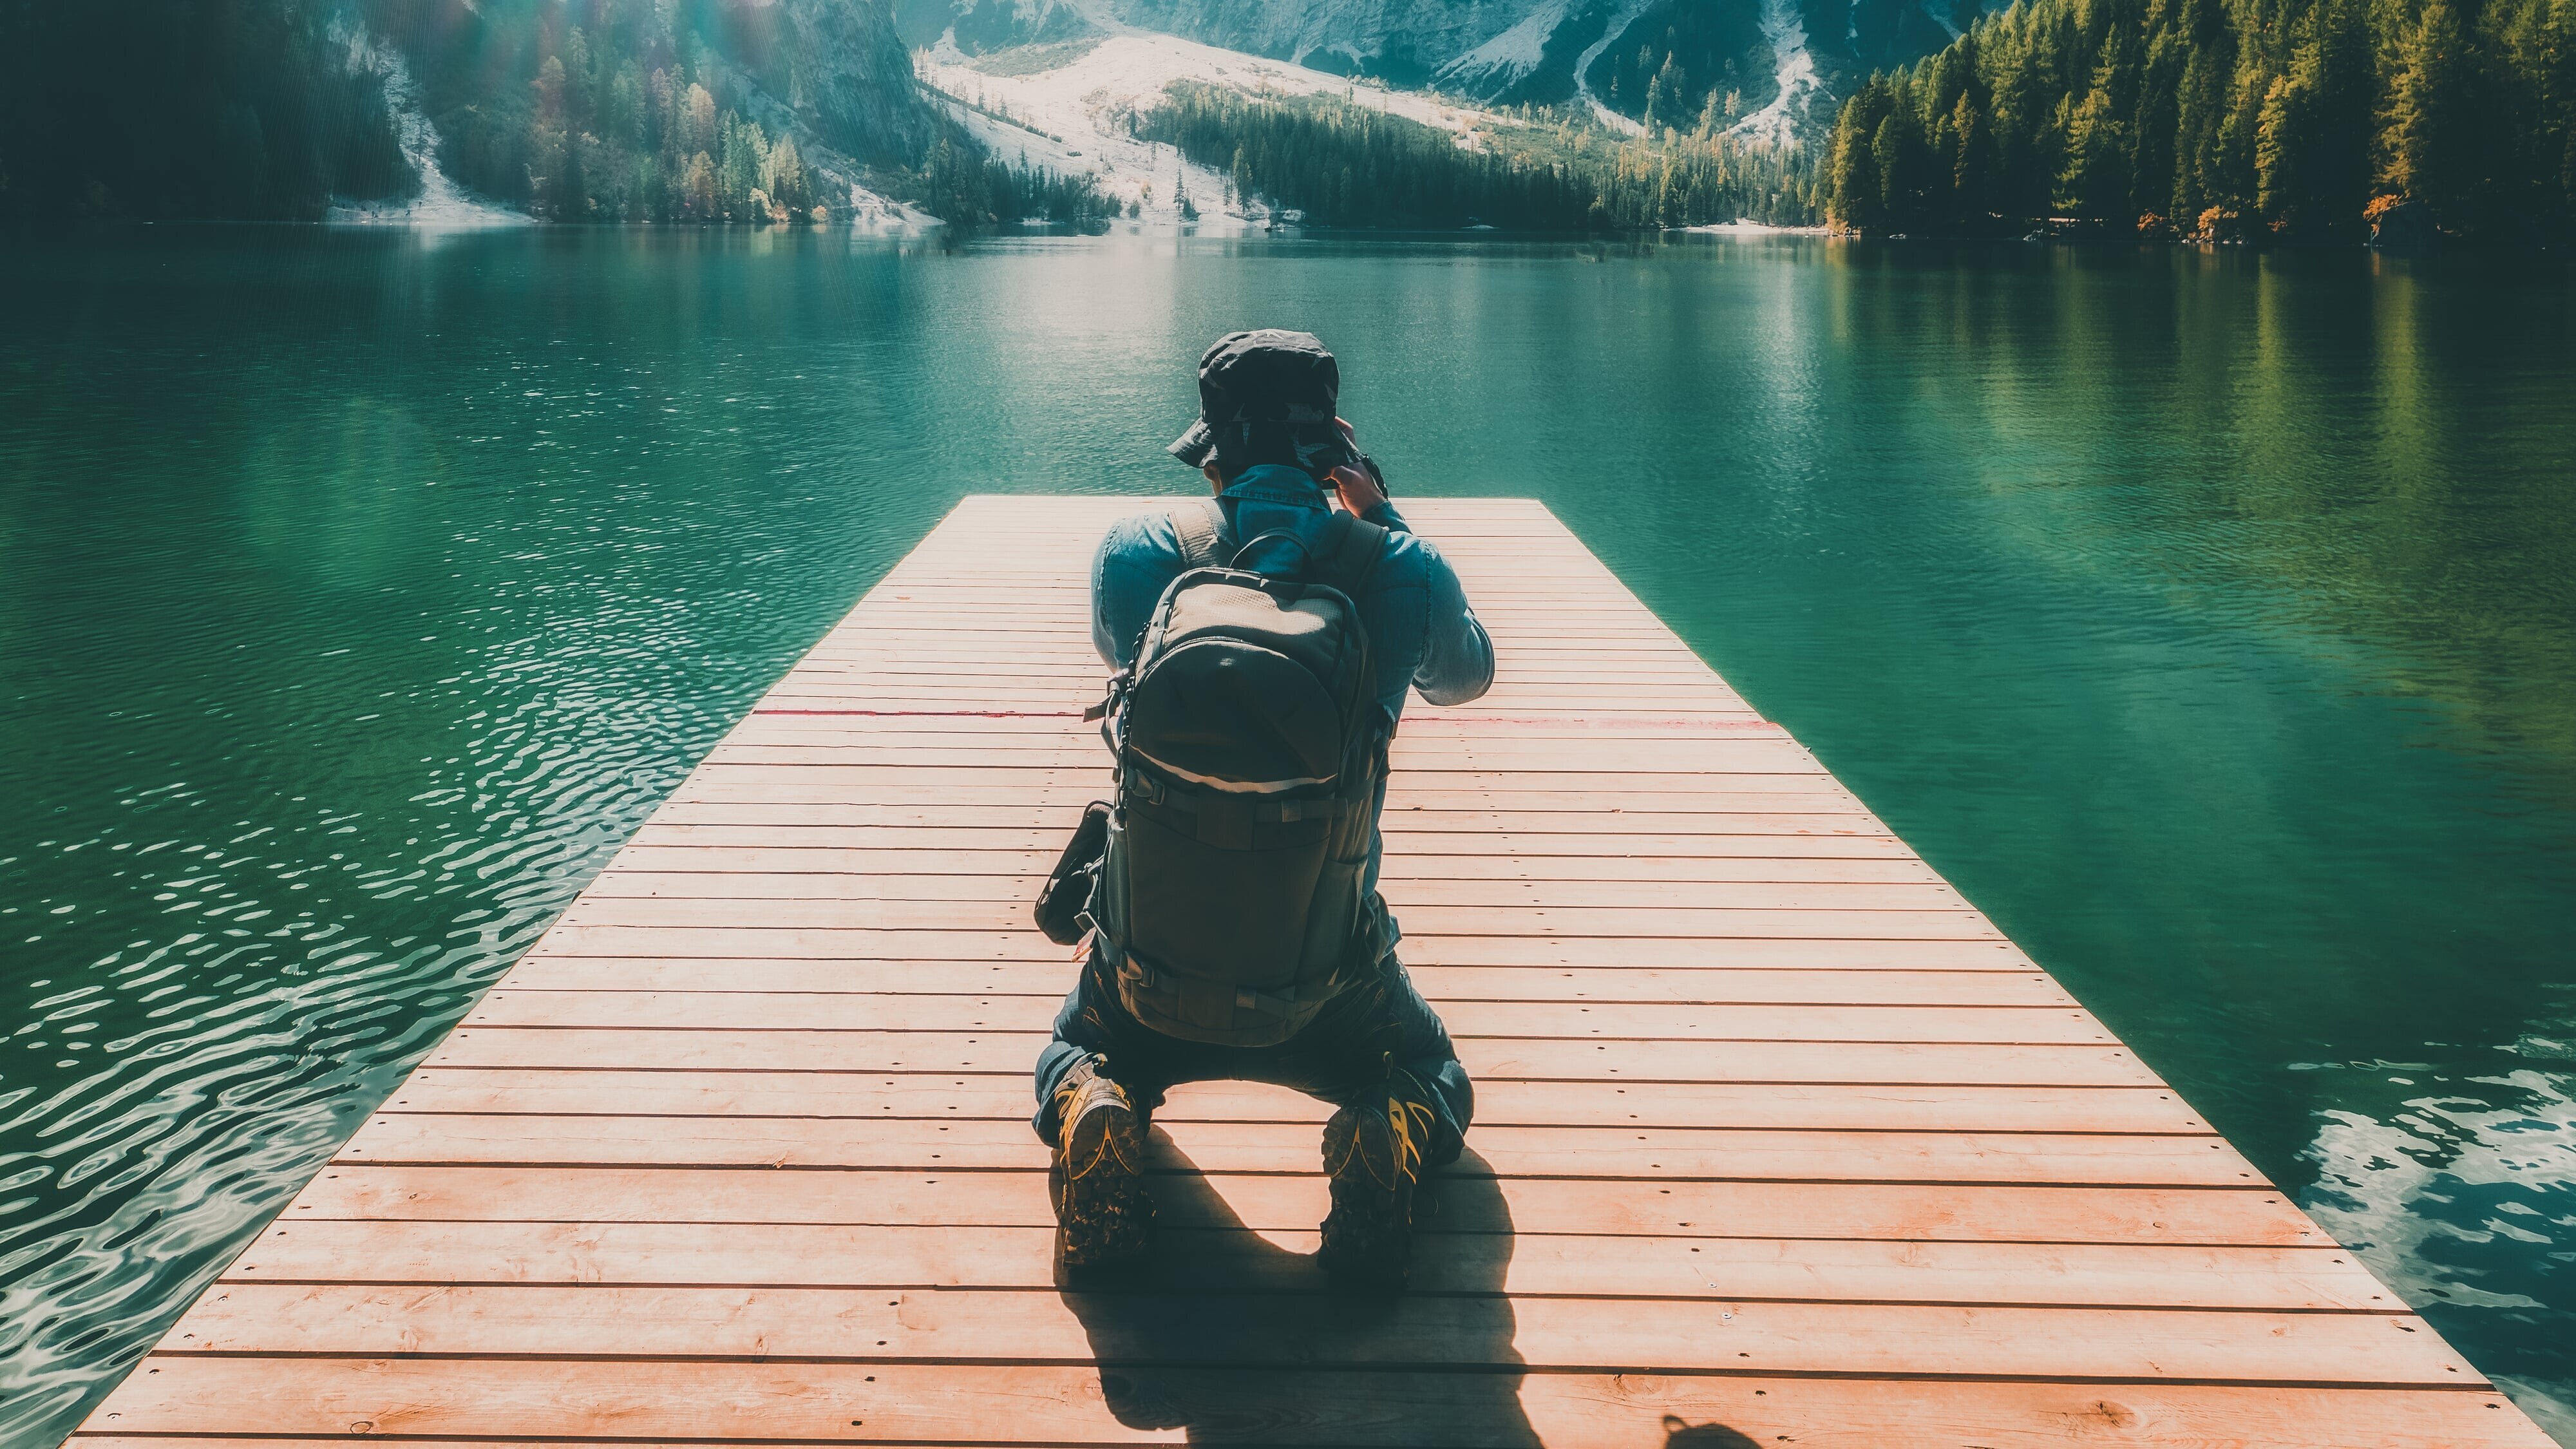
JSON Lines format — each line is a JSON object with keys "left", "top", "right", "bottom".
{"left": 1093, "top": 508, "right": 1193, "bottom": 621}
{"left": 1099, "top": 506, "right": 1188, "bottom": 561}
{"left": 1095, "top": 500, "right": 1443, "bottom": 589}
{"left": 1356, "top": 517, "right": 1443, "bottom": 588}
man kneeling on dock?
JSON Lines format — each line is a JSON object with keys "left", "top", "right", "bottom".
{"left": 1034, "top": 330, "right": 1495, "bottom": 1286}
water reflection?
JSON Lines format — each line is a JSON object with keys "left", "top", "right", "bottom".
{"left": 1, "top": 227, "right": 2571, "bottom": 1443}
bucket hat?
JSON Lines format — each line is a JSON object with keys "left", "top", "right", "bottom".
{"left": 1167, "top": 329, "right": 1361, "bottom": 476}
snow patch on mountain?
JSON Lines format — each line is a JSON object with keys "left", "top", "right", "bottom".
{"left": 1571, "top": 0, "right": 1654, "bottom": 137}
{"left": 934, "top": 79, "right": 1244, "bottom": 231}
{"left": 1433, "top": 0, "right": 1572, "bottom": 94}
{"left": 328, "top": 24, "right": 526, "bottom": 227}
{"left": 922, "top": 28, "right": 1507, "bottom": 227}
{"left": 996, "top": 0, "right": 2017, "bottom": 151}
{"left": 1089, "top": 0, "right": 1548, "bottom": 86}
{"left": 940, "top": 22, "right": 1502, "bottom": 132}
{"left": 1730, "top": 0, "right": 1826, "bottom": 147}
{"left": 920, "top": 34, "right": 1282, "bottom": 230}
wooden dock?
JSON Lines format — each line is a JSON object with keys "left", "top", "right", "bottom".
{"left": 75, "top": 496, "right": 2552, "bottom": 1448}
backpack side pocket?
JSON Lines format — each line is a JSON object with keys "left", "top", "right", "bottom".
{"left": 1035, "top": 800, "right": 1112, "bottom": 946}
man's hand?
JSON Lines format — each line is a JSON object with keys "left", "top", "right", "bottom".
{"left": 1325, "top": 417, "right": 1387, "bottom": 516}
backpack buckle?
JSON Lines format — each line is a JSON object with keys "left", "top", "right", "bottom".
{"left": 1233, "top": 983, "right": 1296, "bottom": 1016}
{"left": 1084, "top": 668, "right": 1128, "bottom": 724}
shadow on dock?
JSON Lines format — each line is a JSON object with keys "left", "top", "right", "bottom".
{"left": 1661, "top": 1417, "right": 1761, "bottom": 1448}
{"left": 1057, "top": 1143, "right": 1546, "bottom": 1444}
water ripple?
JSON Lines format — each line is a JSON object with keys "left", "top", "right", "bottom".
{"left": 3, "top": 227, "right": 2573, "bottom": 1443}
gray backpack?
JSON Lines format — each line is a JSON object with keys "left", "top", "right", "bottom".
{"left": 1086, "top": 498, "right": 1392, "bottom": 1046}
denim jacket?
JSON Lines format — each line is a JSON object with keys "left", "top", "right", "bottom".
{"left": 1090, "top": 465, "right": 1496, "bottom": 901}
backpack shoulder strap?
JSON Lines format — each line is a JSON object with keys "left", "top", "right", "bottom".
{"left": 1312, "top": 509, "right": 1387, "bottom": 597}
{"left": 1170, "top": 497, "right": 1236, "bottom": 570}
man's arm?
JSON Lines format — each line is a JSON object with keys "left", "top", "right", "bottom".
{"left": 1092, "top": 513, "right": 1182, "bottom": 668}
{"left": 1324, "top": 433, "right": 1490, "bottom": 706}
{"left": 1413, "top": 539, "right": 1495, "bottom": 706}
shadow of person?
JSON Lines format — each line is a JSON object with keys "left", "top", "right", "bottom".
{"left": 1661, "top": 1417, "right": 1761, "bottom": 1449}
{"left": 1057, "top": 1133, "right": 1535, "bottom": 1446}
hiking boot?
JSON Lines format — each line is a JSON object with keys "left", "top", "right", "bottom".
{"left": 1048, "top": 1056, "right": 1152, "bottom": 1267}
{"left": 1318, "top": 1065, "right": 1440, "bottom": 1287}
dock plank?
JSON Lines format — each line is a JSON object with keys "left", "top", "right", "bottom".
{"left": 216, "top": 1219, "right": 2395, "bottom": 1308}
{"left": 334, "top": 1114, "right": 2257, "bottom": 1185}
{"left": 151, "top": 1283, "right": 2474, "bottom": 1384}
{"left": 383, "top": 1070, "right": 2212, "bottom": 1132}
{"left": 70, "top": 495, "right": 2551, "bottom": 1449}
{"left": 74, "top": 1367, "right": 2544, "bottom": 1449}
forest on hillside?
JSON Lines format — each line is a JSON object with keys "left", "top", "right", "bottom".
{"left": 377, "top": 0, "right": 877, "bottom": 221}
{"left": 1822, "top": 0, "right": 2576, "bottom": 240}
{"left": 1588, "top": 8, "right": 1781, "bottom": 133}
{"left": 0, "top": 0, "right": 1107, "bottom": 227}
{"left": 8, "top": 0, "right": 2568, "bottom": 240}
{"left": 0, "top": 0, "right": 413, "bottom": 220}
{"left": 1134, "top": 84, "right": 1823, "bottom": 230}
{"left": 370, "top": 0, "right": 1105, "bottom": 223}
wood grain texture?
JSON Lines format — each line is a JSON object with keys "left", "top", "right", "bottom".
{"left": 71, "top": 495, "right": 2550, "bottom": 1448}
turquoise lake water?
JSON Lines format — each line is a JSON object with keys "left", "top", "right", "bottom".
{"left": 1, "top": 228, "right": 2571, "bottom": 1441}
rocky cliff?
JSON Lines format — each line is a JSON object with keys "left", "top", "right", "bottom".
{"left": 746, "top": 0, "right": 940, "bottom": 163}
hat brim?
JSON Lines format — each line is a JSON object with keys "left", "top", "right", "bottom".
{"left": 1167, "top": 419, "right": 1216, "bottom": 468}
{"left": 1170, "top": 417, "right": 1360, "bottom": 474}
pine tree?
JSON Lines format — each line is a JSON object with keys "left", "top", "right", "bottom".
{"left": 685, "top": 83, "right": 717, "bottom": 159}
{"left": 562, "top": 28, "right": 594, "bottom": 128}
{"left": 606, "top": 65, "right": 645, "bottom": 149}
{"left": 1886, "top": 102, "right": 1941, "bottom": 227}
{"left": 2056, "top": 64, "right": 2134, "bottom": 221}
{"left": 766, "top": 133, "right": 808, "bottom": 213}
{"left": 2255, "top": 70, "right": 2315, "bottom": 225}
{"left": 682, "top": 150, "right": 715, "bottom": 219}
{"left": 2381, "top": 0, "right": 2476, "bottom": 225}
{"left": 1645, "top": 53, "right": 1685, "bottom": 131}
{"left": 718, "top": 115, "right": 764, "bottom": 218}
{"left": 1953, "top": 90, "right": 1997, "bottom": 218}
{"left": 1830, "top": 80, "right": 1895, "bottom": 227}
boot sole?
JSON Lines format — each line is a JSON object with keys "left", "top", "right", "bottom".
{"left": 1319, "top": 1103, "right": 1414, "bottom": 1287}
{"left": 1052, "top": 1097, "right": 1153, "bottom": 1268}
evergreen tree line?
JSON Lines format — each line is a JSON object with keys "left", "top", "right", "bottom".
{"left": 1133, "top": 84, "right": 1821, "bottom": 230}
{"left": 1823, "top": 0, "right": 2576, "bottom": 241}
{"left": 0, "top": 0, "right": 1103, "bottom": 226}
{"left": 922, "top": 135, "right": 1118, "bottom": 227}
{"left": 1593, "top": 12, "right": 1772, "bottom": 133}
{"left": 415, "top": 1, "right": 835, "bottom": 222}
{"left": 392, "top": 0, "right": 1107, "bottom": 225}
{"left": 0, "top": 0, "right": 413, "bottom": 220}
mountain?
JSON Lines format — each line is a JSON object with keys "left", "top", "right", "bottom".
{"left": 0, "top": 0, "right": 1041, "bottom": 224}
{"left": 895, "top": 0, "right": 1103, "bottom": 53}
{"left": 898, "top": 0, "right": 2002, "bottom": 141}
{"left": 355, "top": 0, "right": 944, "bottom": 219}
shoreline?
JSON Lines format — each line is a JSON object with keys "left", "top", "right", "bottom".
{"left": 43, "top": 219, "right": 2562, "bottom": 255}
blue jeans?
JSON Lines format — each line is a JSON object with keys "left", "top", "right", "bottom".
{"left": 1032, "top": 951, "right": 1473, "bottom": 1166}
